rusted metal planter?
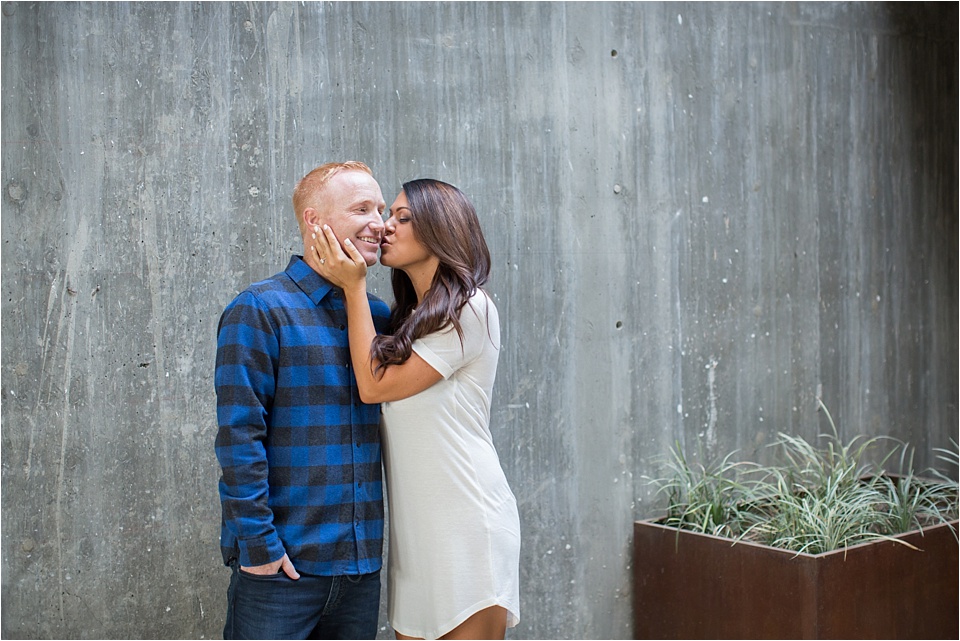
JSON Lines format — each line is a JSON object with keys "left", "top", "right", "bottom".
{"left": 633, "top": 518, "right": 959, "bottom": 639}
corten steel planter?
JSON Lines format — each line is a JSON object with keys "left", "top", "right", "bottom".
{"left": 633, "top": 518, "right": 959, "bottom": 639}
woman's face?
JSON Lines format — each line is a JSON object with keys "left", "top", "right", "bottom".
{"left": 380, "top": 191, "right": 435, "bottom": 272}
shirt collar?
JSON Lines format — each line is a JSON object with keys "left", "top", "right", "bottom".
{"left": 286, "top": 255, "right": 335, "bottom": 305}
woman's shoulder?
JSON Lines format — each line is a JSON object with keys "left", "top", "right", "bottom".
{"left": 460, "top": 289, "right": 499, "bottom": 348}
{"left": 464, "top": 288, "right": 497, "bottom": 318}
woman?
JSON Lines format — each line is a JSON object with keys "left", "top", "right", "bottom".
{"left": 311, "top": 179, "right": 520, "bottom": 640}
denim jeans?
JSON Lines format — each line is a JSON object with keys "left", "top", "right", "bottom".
{"left": 223, "top": 561, "right": 381, "bottom": 640}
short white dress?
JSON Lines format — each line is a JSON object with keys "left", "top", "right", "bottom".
{"left": 381, "top": 290, "right": 520, "bottom": 639}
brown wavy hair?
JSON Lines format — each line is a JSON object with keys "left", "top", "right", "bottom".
{"left": 371, "top": 179, "right": 491, "bottom": 371}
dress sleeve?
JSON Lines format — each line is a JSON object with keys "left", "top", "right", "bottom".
{"left": 412, "top": 292, "right": 494, "bottom": 379}
{"left": 214, "top": 291, "right": 286, "bottom": 567}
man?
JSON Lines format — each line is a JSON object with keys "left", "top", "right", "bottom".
{"left": 215, "top": 161, "right": 390, "bottom": 639}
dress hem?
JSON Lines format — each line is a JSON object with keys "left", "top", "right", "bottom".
{"left": 390, "top": 597, "right": 519, "bottom": 640}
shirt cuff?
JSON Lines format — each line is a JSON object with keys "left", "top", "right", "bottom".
{"left": 412, "top": 340, "right": 454, "bottom": 379}
{"left": 237, "top": 534, "right": 286, "bottom": 567}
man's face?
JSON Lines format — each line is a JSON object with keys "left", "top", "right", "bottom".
{"left": 318, "top": 170, "right": 386, "bottom": 266}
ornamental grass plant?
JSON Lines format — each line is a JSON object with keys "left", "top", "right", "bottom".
{"left": 649, "top": 401, "right": 959, "bottom": 554}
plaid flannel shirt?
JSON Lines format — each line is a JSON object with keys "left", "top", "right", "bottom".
{"left": 215, "top": 255, "right": 390, "bottom": 575}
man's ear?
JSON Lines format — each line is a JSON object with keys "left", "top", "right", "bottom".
{"left": 302, "top": 207, "right": 321, "bottom": 229}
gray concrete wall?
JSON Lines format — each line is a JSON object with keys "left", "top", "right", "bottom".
{"left": 2, "top": 2, "right": 956, "bottom": 638}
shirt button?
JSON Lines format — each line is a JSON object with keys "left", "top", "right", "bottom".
{"left": 340, "top": 324, "right": 345, "bottom": 330}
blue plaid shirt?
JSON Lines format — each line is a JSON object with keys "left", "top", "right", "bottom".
{"left": 215, "top": 255, "right": 390, "bottom": 575}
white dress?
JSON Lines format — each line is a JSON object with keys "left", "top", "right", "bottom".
{"left": 381, "top": 290, "right": 520, "bottom": 639}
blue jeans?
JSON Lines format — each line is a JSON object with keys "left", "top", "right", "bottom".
{"left": 223, "top": 561, "right": 381, "bottom": 640}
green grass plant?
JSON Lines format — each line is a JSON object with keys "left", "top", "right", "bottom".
{"left": 649, "top": 402, "right": 959, "bottom": 554}
{"left": 649, "top": 446, "right": 759, "bottom": 539}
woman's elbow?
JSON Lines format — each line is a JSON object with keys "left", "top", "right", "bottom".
{"left": 358, "top": 384, "right": 386, "bottom": 405}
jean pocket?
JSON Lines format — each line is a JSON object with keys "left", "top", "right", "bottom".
{"left": 238, "top": 568, "right": 289, "bottom": 581}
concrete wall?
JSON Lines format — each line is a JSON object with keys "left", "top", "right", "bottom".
{"left": 2, "top": 2, "right": 956, "bottom": 638}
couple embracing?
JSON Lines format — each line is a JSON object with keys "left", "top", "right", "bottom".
{"left": 215, "top": 162, "right": 521, "bottom": 640}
